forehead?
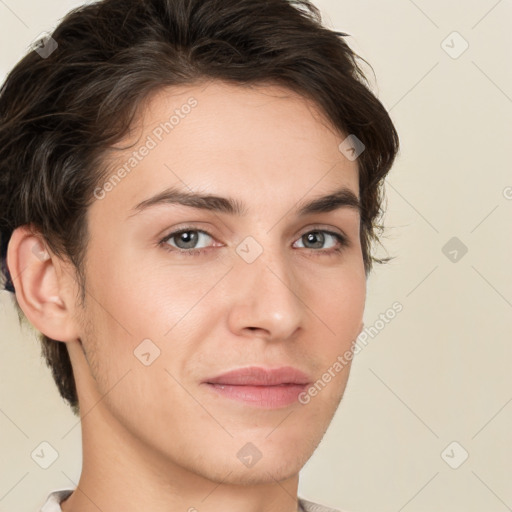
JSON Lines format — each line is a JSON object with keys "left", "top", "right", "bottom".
{"left": 94, "top": 80, "right": 359, "bottom": 219}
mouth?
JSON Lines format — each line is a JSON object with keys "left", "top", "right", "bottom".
{"left": 202, "top": 366, "right": 311, "bottom": 409}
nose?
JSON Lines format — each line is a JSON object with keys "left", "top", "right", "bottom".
{"left": 225, "top": 244, "right": 306, "bottom": 341}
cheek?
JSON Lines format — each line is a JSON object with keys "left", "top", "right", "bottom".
{"left": 308, "top": 265, "right": 366, "bottom": 340}
{"left": 83, "top": 252, "right": 230, "bottom": 383}
{"left": 87, "top": 244, "right": 207, "bottom": 332}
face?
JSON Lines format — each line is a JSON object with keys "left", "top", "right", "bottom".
{"left": 72, "top": 81, "right": 366, "bottom": 485}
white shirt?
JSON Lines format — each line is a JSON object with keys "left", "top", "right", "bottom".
{"left": 40, "top": 489, "right": 349, "bottom": 512}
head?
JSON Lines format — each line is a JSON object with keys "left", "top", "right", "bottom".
{"left": 0, "top": 0, "right": 398, "bottom": 485}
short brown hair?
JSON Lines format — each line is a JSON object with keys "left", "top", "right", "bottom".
{"left": 0, "top": 0, "right": 399, "bottom": 414}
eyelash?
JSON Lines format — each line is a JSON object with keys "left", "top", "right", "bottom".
{"left": 158, "top": 226, "right": 349, "bottom": 257}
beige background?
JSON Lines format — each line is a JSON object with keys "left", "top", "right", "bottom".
{"left": 1, "top": 1, "right": 511, "bottom": 511}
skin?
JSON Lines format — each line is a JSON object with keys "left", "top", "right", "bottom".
{"left": 8, "top": 81, "right": 366, "bottom": 512}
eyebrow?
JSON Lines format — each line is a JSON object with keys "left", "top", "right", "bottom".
{"left": 127, "top": 185, "right": 361, "bottom": 219}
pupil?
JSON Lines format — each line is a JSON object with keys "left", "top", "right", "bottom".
{"left": 178, "top": 231, "right": 198, "bottom": 249}
{"left": 306, "top": 231, "right": 324, "bottom": 249}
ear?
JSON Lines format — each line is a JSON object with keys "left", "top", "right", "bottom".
{"left": 6, "top": 225, "right": 81, "bottom": 342}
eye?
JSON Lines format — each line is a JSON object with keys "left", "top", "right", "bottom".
{"left": 293, "top": 229, "right": 348, "bottom": 254}
{"left": 160, "top": 228, "right": 215, "bottom": 255}
{"left": 158, "top": 226, "right": 349, "bottom": 257}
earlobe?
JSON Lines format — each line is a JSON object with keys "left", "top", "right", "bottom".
{"left": 6, "top": 225, "right": 80, "bottom": 343}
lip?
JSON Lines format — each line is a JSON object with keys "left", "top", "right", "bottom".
{"left": 203, "top": 366, "right": 311, "bottom": 386}
{"left": 202, "top": 366, "right": 311, "bottom": 409}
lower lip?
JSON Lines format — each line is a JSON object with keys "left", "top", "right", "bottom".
{"left": 204, "top": 383, "right": 309, "bottom": 409}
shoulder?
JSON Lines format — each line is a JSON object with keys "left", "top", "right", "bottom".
{"left": 298, "top": 496, "right": 353, "bottom": 512}
{"left": 40, "top": 489, "right": 74, "bottom": 511}
{"left": 42, "top": 490, "right": 350, "bottom": 512}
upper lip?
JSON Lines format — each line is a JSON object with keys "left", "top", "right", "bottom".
{"left": 204, "top": 366, "right": 311, "bottom": 386}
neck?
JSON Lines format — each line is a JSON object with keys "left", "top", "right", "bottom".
{"left": 61, "top": 401, "right": 302, "bottom": 512}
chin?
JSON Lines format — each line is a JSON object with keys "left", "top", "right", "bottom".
{"left": 220, "top": 461, "right": 303, "bottom": 486}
